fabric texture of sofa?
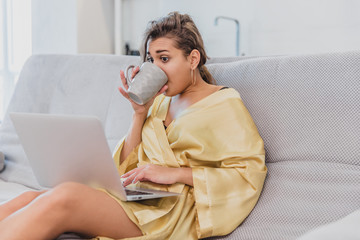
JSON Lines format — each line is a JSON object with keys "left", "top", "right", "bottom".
{"left": 0, "top": 52, "right": 359, "bottom": 240}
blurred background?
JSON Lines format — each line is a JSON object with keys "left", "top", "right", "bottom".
{"left": 1, "top": 0, "right": 360, "bottom": 122}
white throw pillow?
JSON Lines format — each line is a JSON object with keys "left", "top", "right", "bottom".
{"left": 298, "top": 209, "right": 360, "bottom": 240}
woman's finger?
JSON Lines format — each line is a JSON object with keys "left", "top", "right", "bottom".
{"left": 156, "top": 85, "right": 168, "bottom": 96}
{"left": 121, "top": 166, "right": 146, "bottom": 185}
{"left": 131, "top": 66, "right": 140, "bottom": 79}
{"left": 122, "top": 172, "right": 137, "bottom": 186}
{"left": 119, "top": 70, "right": 129, "bottom": 90}
{"left": 118, "top": 86, "right": 131, "bottom": 100}
{"left": 121, "top": 168, "right": 137, "bottom": 178}
{"left": 118, "top": 86, "right": 144, "bottom": 107}
{"left": 149, "top": 85, "right": 168, "bottom": 103}
{"left": 122, "top": 165, "right": 151, "bottom": 186}
{"left": 122, "top": 165, "right": 147, "bottom": 178}
{"left": 132, "top": 170, "right": 147, "bottom": 185}
{"left": 123, "top": 169, "right": 146, "bottom": 187}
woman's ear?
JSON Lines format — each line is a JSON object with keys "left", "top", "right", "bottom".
{"left": 189, "top": 49, "right": 201, "bottom": 70}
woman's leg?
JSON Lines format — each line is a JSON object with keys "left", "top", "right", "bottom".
{"left": 0, "top": 182, "right": 142, "bottom": 240}
{"left": 0, "top": 190, "right": 47, "bottom": 221}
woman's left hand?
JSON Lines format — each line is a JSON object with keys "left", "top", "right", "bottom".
{"left": 121, "top": 164, "right": 180, "bottom": 187}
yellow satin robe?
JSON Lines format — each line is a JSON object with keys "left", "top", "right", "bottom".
{"left": 96, "top": 88, "right": 267, "bottom": 240}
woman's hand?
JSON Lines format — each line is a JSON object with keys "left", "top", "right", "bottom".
{"left": 121, "top": 164, "right": 193, "bottom": 187}
{"left": 118, "top": 67, "right": 168, "bottom": 116}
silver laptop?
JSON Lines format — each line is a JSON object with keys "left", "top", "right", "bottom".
{"left": 10, "top": 112, "right": 179, "bottom": 201}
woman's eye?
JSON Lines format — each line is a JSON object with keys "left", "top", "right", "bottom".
{"left": 161, "top": 56, "right": 169, "bottom": 62}
{"left": 146, "top": 56, "right": 154, "bottom": 63}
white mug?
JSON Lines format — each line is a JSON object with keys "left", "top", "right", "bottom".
{"left": 125, "top": 62, "right": 168, "bottom": 105}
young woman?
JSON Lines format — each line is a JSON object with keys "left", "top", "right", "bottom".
{"left": 0, "top": 12, "right": 267, "bottom": 240}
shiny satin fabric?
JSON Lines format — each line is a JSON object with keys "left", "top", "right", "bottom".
{"left": 96, "top": 88, "right": 267, "bottom": 240}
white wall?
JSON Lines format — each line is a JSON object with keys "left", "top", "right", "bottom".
{"left": 77, "top": 0, "right": 114, "bottom": 54}
{"left": 31, "top": 0, "right": 115, "bottom": 55}
{"left": 28, "top": 0, "right": 360, "bottom": 57}
{"left": 160, "top": 0, "right": 253, "bottom": 57}
{"left": 121, "top": 0, "right": 163, "bottom": 53}
{"left": 121, "top": 0, "right": 251, "bottom": 57}
{"left": 31, "top": 0, "right": 77, "bottom": 55}
{"left": 249, "top": 0, "right": 360, "bottom": 56}
{"left": 120, "top": 0, "right": 360, "bottom": 57}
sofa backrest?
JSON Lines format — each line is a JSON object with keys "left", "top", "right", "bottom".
{"left": 0, "top": 54, "right": 140, "bottom": 188}
{"left": 207, "top": 52, "right": 360, "bottom": 166}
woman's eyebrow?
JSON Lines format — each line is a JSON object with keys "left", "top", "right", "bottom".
{"left": 147, "top": 50, "right": 169, "bottom": 55}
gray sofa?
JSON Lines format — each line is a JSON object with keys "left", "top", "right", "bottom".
{"left": 0, "top": 52, "right": 359, "bottom": 240}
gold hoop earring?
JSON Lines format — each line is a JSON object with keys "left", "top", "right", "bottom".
{"left": 190, "top": 69, "right": 193, "bottom": 83}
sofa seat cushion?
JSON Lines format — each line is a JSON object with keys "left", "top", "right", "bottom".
{"left": 0, "top": 179, "right": 35, "bottom": 203}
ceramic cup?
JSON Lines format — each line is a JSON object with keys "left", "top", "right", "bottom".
{"left": 125, "top": 62, "right": 168, "bottom": 105}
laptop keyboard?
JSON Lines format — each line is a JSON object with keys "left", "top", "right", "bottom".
{"left": 125, "top": 189, "right": 153, "bottom": 196}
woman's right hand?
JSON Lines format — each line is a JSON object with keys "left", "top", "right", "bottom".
{"left": 118, "top": 66, "right": 168, "bottom": 117}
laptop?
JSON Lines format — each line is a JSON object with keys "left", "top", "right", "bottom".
{"left": 10, "top": 112, "right": 179, "bottom": 201}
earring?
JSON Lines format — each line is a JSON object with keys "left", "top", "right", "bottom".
{"left": 191, "top": 69, "right": 197, "bottom": 85}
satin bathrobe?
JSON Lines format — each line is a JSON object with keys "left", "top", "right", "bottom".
{"left": 97, "top": 88, "right": 267, "bottom": 240}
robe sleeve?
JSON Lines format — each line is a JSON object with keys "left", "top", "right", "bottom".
{"left": 192, "top": 157, "right": 267, "bottom": 238}
{"left": 112, "top": 136, "right": 140, "bottom": 175}
{"left": 187, "top": 97, "right": 267, "bottom": 238}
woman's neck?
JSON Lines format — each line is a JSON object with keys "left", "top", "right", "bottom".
{"left": 178, "top": 73, "right": 210, "bottom": 98}
{"left": 172, "top": 79, "right": 221, "bottom": 109}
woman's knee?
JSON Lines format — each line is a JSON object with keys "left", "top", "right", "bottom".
{"left": 39, "top": 182, "right": 88, "bottom": 214}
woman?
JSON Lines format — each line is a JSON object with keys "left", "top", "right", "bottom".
{"left": 0, "top": 12, "right": 267, "bottom": 240}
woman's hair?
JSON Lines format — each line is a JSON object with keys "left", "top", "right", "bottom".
{"left": 141, "top": 12, "right": 215, "bottom": 85}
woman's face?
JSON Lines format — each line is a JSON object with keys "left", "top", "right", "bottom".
{"left": 146, "top": 37, "right": 192, "bottom": 96}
